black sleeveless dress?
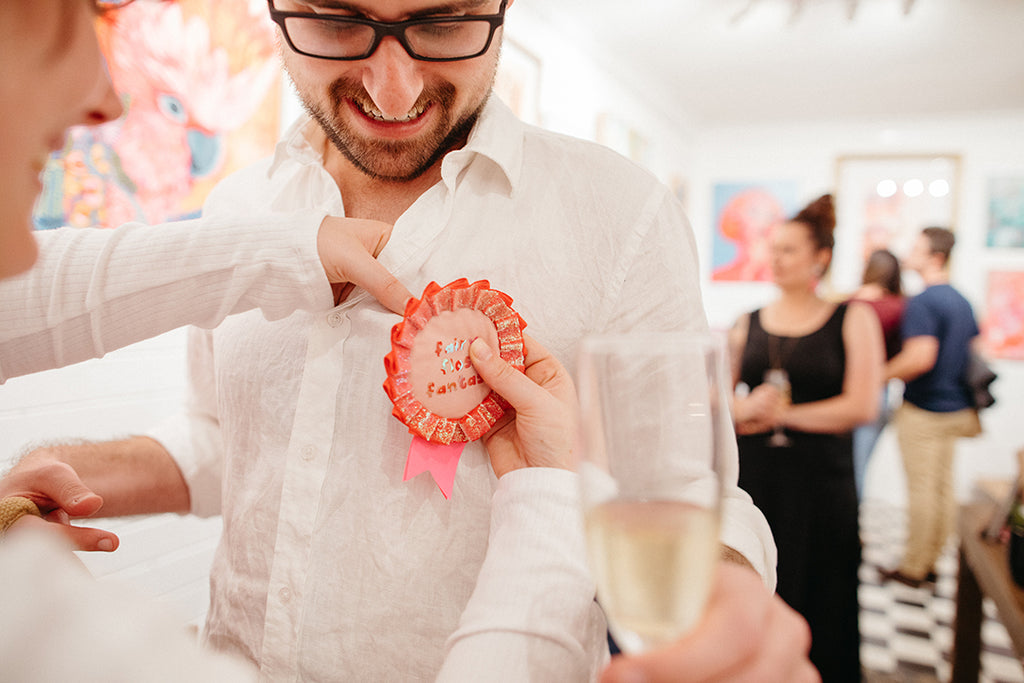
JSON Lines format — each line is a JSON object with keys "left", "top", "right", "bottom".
{"left": 737, "top": 304, "right": 861, "bottom": 682}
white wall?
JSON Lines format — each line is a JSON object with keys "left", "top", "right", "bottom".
{"left": 692, "top": 112, "right": 1024, "bottom": 329}
{"left": 688, "top": 112, "right": 1024, "bottom": 505}
{"left": 502, "top": 4, "right": 696, "bottom": 184}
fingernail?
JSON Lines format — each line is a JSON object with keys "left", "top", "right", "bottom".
{"left": 471, "top": 338, "right": 493, "bottom": 361}
{"left": 98, "top": 538, "right": 114, "bottom": 552}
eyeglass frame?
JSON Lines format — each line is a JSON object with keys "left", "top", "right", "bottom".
{"left": 94, "top": 0, "right": 137, "bottom": 9}
{"left": 266, "top": 0, "right": 508, "bottom": 63}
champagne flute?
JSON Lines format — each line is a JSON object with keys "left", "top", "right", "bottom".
{"left": 763, "top": 368, "right": 792, "bottom": 448}
{"left": 576, "top": 331, "right": 730, "bottom": 653}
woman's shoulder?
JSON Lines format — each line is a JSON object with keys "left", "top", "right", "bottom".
{"left": 842, "top": 299, "right": 883, "bottom": 335}
{"left": 728, "top": 309, "right": 761, "bottom": 348}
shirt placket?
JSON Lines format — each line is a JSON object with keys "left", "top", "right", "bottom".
{"left": 259, "top": 311, "right": 352, "bottom": 680}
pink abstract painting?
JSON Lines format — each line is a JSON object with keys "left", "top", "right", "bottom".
{"left": 710, "top": 182, "right": 797, "bottom": 282}
{"left": 981, "top": 271, "right": 1024, "bottom": 360}
{"left": 34, "top": 0, "right": 281, "bottom": 230}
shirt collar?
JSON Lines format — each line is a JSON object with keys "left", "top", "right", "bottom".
{"left": 440, "top": 96, "right": 523, "bottom": 194}
{"left": 268, "top": 95, "right": 525, "bottom": 195}
{"left": 269, "top": 117, "right": 327, "bottom": 176}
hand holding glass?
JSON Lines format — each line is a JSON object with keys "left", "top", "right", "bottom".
{"left": 576, "top": 332, "right": 730, "bottom": 653}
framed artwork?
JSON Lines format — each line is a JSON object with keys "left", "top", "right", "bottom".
{"left": 981, "top": 270, "right": 1024, "bottom": 360}
{"left": 595, "top": 112, "right": 649, "bottom": 166}
{"left": 986, "top": 176, "right": 1024, "bottom": 248}
{"left": 33, "top": 0, "right": 281, "bottom": 230}
{"left": 833, "top": 154, "right": 961, "bottom": 292}
{"left": 710, "top": 181, "right": 799, "bottom": 282}
{"left": 493, "top": 38, "right": 542, "bottom": 126}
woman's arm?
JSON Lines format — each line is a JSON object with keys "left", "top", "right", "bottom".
{"left": 0, "top": 214, "right": 409, "bottom": 383}
{"left": 728, "top": 314, "right": 784, "bottom": 435}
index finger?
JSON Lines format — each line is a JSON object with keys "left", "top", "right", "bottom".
{"left": 11, "top": 513, "right": 119, "bottom": 553}
{"left": 344, "top": 252, "right": 413, "bottom": 315}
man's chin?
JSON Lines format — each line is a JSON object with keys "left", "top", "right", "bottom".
{"left": 342, "top": 146, "right": 439, "bottom": 183}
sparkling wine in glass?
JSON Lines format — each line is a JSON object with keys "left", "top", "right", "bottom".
{"left": 576, "top": 331, "right": 730, "bottom": 653}
{"left": 763, "top": 368, "right": 792, "bottom": 448}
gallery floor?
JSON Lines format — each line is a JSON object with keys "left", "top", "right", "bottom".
{"left": 859, "top": 500, "right": 1023, "bottom": 683}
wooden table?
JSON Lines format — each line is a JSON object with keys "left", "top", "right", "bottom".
{"left": 951, "top": 503, "right": 1024, "bottom": 682}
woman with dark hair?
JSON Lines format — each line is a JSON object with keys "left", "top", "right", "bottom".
{"left": 729, "top": 194, "right": 884, "bottom": 682}
{"left": 848, "top": 249, "right": 907, "bottom": 501}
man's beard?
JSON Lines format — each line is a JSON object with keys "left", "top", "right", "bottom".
{"left": 303, "top": 78, "right": 485, "bottom": 183}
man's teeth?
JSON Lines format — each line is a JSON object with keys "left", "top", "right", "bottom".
{"left": 360, "top": 102, "right": 425, "bottom": 122}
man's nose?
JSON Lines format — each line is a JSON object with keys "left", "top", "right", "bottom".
{"left": 361, "top": 37, "right": 425, "bottom": 120}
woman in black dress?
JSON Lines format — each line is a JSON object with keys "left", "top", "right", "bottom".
{"left": 728, "top": 194, "right": 884, "bottom": 682}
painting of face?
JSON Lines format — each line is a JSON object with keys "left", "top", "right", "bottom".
{"left": 711, "top": 182, "right": 798, "bottom": 283}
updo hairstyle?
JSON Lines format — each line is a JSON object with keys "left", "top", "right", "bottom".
{"left": 791, "top": 193, "right": 836, "bottom": 251}
{"left": 789, "top": 193, "right": 836, "bottom": 274}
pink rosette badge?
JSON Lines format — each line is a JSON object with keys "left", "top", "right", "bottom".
{"left": 383, "top": 279, "right": 527, "bottom": 499}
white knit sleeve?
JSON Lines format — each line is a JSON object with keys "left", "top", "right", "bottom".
{"left": 0, "top": 210, "right": 331, "bottom": 383}
{"left": 437, "top": 468, "right": 610, "bottom": 682}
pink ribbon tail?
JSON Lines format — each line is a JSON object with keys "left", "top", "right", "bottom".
{"left": 403, "top": 437, "right": 466, "bottom": 500}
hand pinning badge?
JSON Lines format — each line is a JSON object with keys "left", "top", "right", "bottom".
{"left": 383, "top": 279, "right": 526, "bottom": 498}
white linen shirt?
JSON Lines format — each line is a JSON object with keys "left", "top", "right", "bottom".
{"left": 151, "top": 98, "right": 776, "bottom": 681}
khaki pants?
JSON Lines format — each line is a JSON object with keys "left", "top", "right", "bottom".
{"left": 895, "top": 401, "right": 981, "bottom": 578}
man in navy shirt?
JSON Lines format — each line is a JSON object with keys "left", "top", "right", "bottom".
{"left": 880, "top": 227, "right": 981, "bottom": 587}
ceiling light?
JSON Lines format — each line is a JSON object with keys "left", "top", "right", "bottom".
{"left": 877, "top": 179, "right": 898, "bottom": 198}
{"left": 903, "top": 179, "right": 924, "bottom": 197}
{"left": 929, "top": 179, "right": 950, "bottom": 197}
{"left": 730, "top": 0, "right": 919, "bottom": 26}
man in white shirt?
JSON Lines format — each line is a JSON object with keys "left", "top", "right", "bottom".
{"left": 3, "top": 0, "right": 815, "bottom": 680}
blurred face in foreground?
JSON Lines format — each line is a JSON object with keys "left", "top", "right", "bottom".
{"left": 0, "top": 0, "right": 123, "bottom": 279}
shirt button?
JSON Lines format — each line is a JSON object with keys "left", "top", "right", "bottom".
{"left": 300, "top": 445, "right": 316, "bottom": 461}
{"left": 326, "top": 311, "right": 344, "bottom": 327}
{"left": 279, "top": 587, "right": 292, "bottom": 604}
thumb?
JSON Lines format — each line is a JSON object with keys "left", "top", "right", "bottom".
{"left": 469, "top": 338, "right": 531, "bottom": 408}
{"left": 36, "top": 462, "right": 105, "bottom": 518}
{"left": 62, "top": 488, "right": 105, "bottom": 518}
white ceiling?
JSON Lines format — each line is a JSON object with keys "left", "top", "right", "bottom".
{"left": 518, "top": 0, "right": 1024, "bottom": 127}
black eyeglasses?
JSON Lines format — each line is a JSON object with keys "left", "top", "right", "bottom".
{"left": 267, "top": 0, "right": 507, "bottom": 62}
